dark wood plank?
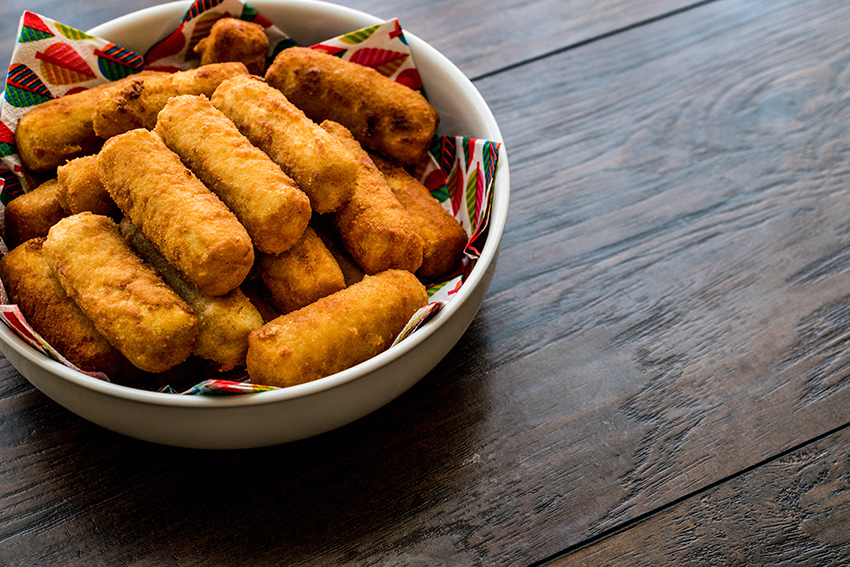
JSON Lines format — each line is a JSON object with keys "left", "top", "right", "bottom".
{"left": 4, "top": 0, "right": 850, "bottom": 566}
{"left": 330, "top": 0, "right": 703, "bottom": 78}
{"left": 471, "top": 0, "right": 850, "bottom": 556}
{"left": 0, "top": 338, "right": 512, "bottom": 566}
{"left": 548, "top": 425, "right": 850, "bottom": 565}
{"left": 1, "top": 0, "right": 705, "bottom": 80}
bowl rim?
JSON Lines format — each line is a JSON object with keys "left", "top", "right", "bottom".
{"left": 0, "top": 0, "right": 510, "bottom": 409}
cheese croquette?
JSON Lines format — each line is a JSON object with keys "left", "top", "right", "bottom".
{"left": 211, "top": 74, "right": 358, "bottom": 214}
{"left": 43, "top": 213, "right": 198, "bottom": 373}
{"left": 93, "top": 62, "right": 249, "bottom": 139}
{"left": 265, "top": 46, "right": 439, "bottom": 165}
{"left": 321, "top": 120, "right": 423, "bottom": 275}
{"left": 246, "top": 269, "right": 428, "bottom": 387}
{"left": 15, "top": 71, "right": 166, "bottom": 172}
{"left": 312, "top": 216, "right": 365, "bottom": 287}
{"left": 4, "top": 179, "right": 68, "bottom": 248}
{"left": 56, "top": 155, "right": 121, "bottom": 217}
{"left": 371, "top": 153, "right": 467, "bottom": 279}
{"left": 120, "top": 219, "right": 263, "bottom": 372}
{"left": 253, "top": 226, "right": 346, "bottom": 315}
{"left": 155, "top": 94, "right": 311, "bottom": 255}
{"left": 194, "top": 18, "right": 269, "bottom": 75}
{"left": 0, "top": 238, "right": 132, "bottom": 377}
{"left": 97, "top": 128, "right": 254, "bottom": 296}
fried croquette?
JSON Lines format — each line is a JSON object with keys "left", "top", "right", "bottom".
{"left": 321, "top": 120, "right": 423, "bottom": 275}
{"left": 93, "top": 62, "right": 248, "bottom": 139}
{"left": 4, "top": 179, "right": 68, "bottom": 248}
{"left": 56, "top": 154, "right": 120, "bottom": 217}
{"left": 155, "top": 94, "right": 311, "bottom": 255}
{"left": 0, "top": 237, "right": 133, "bottom": 377}
{"left": 194, "top": 17, "right": 269, "bottom": 75}
{"left": 312, "top": 215, "right": 365, "bottom": 287}
{"left": 120, "top": 218, "right": 263, "bottom": 371}
{"left": 43, "top": 213, "right": 198, "bottom": 373}
{"left": 246, "top": 269, "right": 428, "bottom": 387}
{"left": 370, "top": 153, "right": 468, "bottom": 279}
{"left": 265, "top": 46, "right": 439, "bottom": 165}
{"left": 239, "top": 281, "right": 282, "bottom": 324}
{"left": 210, "top": 74, "right": 358, "bottom": 214}
{"left": 15, "top": 71, "right": 165, "bottom": 172}
{"left": 98, "top": 128, "right": 254, "bottom": 296}
{"left": 253, "top": 226, "right": 346, "bottom": 314}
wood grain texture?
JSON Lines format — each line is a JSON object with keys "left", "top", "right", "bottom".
{"left": 3, "top": 0, "right": 850, "bottom": 565}
{"left": 0, "top": 0, "right": 704, "bottom": 81}
{"left": 548, "top": 426, "right": 850, "bottom": 565}
{"left": 477, "top": 0, "right": 850, "bottom": 550}
{"left": 329, "top": 0, "right": 704, "bottom": 79}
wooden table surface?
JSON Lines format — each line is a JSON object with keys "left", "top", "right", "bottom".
{"left": 3, "top": 0, "right": 850, "bottom": 564}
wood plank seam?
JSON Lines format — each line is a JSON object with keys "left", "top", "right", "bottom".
{"left": 469, "top": 0, "right": 719, "bottom": 82}
{"left": 529, "top": 418, "right": 850, "bottom": 566}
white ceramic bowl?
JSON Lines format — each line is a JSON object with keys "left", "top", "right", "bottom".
{"left": 0, "top": 0, "right": 509, "bottom": 449}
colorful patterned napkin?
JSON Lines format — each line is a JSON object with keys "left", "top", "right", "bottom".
{"left": 0, "top": 303, "right": 109, "bottom": 380}
{"left": 0, "top": 0, "right": 502, "bottom": 395}
{"left": 0, "top": 11, "right": 145, "bottom": 199}
{"left": 310, "top": 19, "right": 423, "bottom": 90}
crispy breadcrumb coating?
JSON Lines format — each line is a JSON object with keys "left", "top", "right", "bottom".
{"left": 0, "top": 237, "right": 134, "bottom": 377}
{"left": 97, "top": 128, "right": 254, "bottom": 296}
{"left": 93, "top": 62, "right": 248, "bottom": 139}
{"left": 56, "top": 155, "right": 120, "bottom": 217}
{"left": 371, "top": 153, "right": 467, "bottom": 279}
{"left": 253, "top": 226, "right": 345, "bottom": 314}
{"left": 321, "top": 120, "right": 423, "bottom": 275}
{"left": 43, "top": 213, "right": 198, "bottom": 373}
{"left": 194, "top": 18, "right": 269, "bottom": 75}
{"left": 15, "top": 71, "right": 165, "bottom": 172}
{"left": 246, "top": 269, "right": 428, "bottom": 387}
{"left": 211, "top": 74, "right": 358, "bottom": 214}
{"left": 265, "top": 46, "right": 439, "bottom": 165}
{"left": 120, "top": 218, "right": 263, "bottom": 371}
{"left": 4, "top": 179, "right": 68, "bottom": 248}
{"left": 155, "top": 94, "right": 310, "bottom": 255}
